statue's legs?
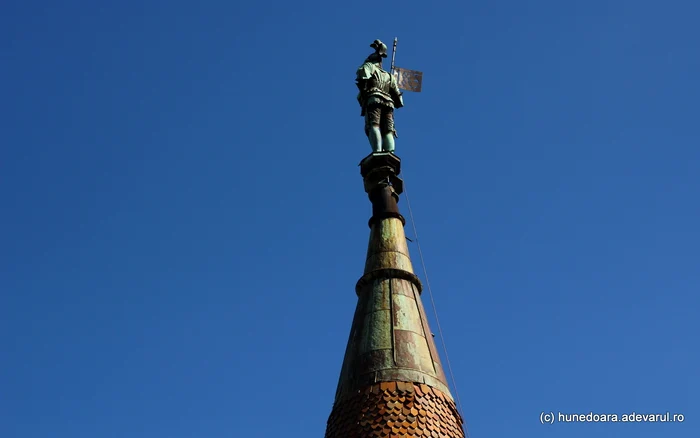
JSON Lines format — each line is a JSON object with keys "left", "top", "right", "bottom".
{"left": 365, "top": 105, "right": 383, "bottom": 152}
{"left": 381, "top": 108, "right": 396, "bottom": 153}
{"left": 382, "top": 133, "right": 395, "bottom": 152}
{"left": 368, "top": 125, "right": 383, "bottom": 152}
{"left": 365, "top": 104, "right": 398, "bottom": 153}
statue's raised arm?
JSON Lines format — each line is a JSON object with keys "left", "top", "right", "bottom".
{"left": 355, "top": 39, "right": 404, "bottom": 154}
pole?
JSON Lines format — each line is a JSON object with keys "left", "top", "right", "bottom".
{"left": 390, "top": 37, "right": 398, "bottom": 75}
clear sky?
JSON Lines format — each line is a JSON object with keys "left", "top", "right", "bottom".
{"left": 2, "top": 1, "right": 698, "bottom": 437}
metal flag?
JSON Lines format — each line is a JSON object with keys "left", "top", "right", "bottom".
{"left": 389, "top": 38, "right": 423, "bottom": 92}
{"left": 393, "top": 67, "right": 423, "bottom": 92}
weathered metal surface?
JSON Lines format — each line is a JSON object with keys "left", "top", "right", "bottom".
{"left": 367, "top": 369, "right": 450, "bottom": 391}
{"left": 393, "top": 67, "right": 424, "bottom": 92}
{"left": 356, "top": 41, "right": 404, "bottom": 153}
{"left": 357, "top": 349, "right": 394, "bottom": 372}
{"left": 413, "top": 280, "right": 448, "bottom": 383}
{"left": 362, "top": 166, "right": 404, "bottom": 195}
{"left": 359, "top": 309, "right": 392, "bottom": 353}
{"left": 356, "top": 268, "right": 422, "bottom": 295}
{"left": 360, "top": 152, "right": 404, "bottom": 197}
{"left": 364, "top": 217, "right": 415, "bottom": 273}
{"left": 365, "top": 278, "right": 391, "bottom": 312}
{"left": 368, "top": 185, "right": 403, "bottom": 227}
{"left": 391, "top": 293, "right": 423, "bottom": 334}
{"left": 326, "top": 381, "right": 464, "bottom": 438}
{"left": 335, "top": 208, "right": 452, "bottom": 400}
{"left": 366, "top": 216, "right": 411, "bottom": 255}
{"left": 394, "top": 329, "right": 434, "bottom": 372}
{"left": 391, "top": 276, "right": 419, "bottom": 299}
{"left": 360, "top": 152, "right": 401, "bottom": 177}
{"left": 337, "top": 275, "right": 453, "bottom": 399}
{"left": 329, "top": 150, "right": 459, "bottom": 434}
{"left": 365, "top": 250, "right": 414, "bottom": 274}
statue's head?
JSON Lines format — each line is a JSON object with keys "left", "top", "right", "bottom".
{"left": 365, "top": 52, "right": 383, "bottom": 65}
{"left": 370, "top": 39, "right": 388, "bottom": 58}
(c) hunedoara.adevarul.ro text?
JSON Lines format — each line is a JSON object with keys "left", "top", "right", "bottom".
{"left": 540, "top": 411, "right": 685, "bottom": 424}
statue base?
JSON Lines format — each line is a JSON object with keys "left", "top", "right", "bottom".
{"left": 359, "top": 152, "right": 404, "bottom": 195}
{"left": 359, "top": 152, "right": 405, "bottom": 228}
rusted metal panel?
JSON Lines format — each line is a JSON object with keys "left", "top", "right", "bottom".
{"left": 334, "top": 295, "right": 366, "bottom": 400}
{"left": 393, "top": 329, "right": 422, "bottom": 369}
{"left": 391, "top": 290, "right": 423, "bottom": 334}
{"left": 412, "top": 282, "right": 448, "bottom": 382}
{"left": 333, "top": 150, "right": 455, "bottom": 406}
{"left": 391, "top": 277, "right": 416, "bottom": 298}
{"left": 365, "top": 251, "right": 414, "bottom": 274}
{"left": 359, "top": 152, "right": 401, "bottom": 179}
{"left": 369, "top": 370, "right": 453, "bottom": 398}
{"left": 394, "top": 329, "right": 435, "bottom": 374}
{"left": 356, "top": 268, "right": 423, "bottom": 296}
{"left": 369, "top": 185, "right": 403, "bottom": 226}
{"left": 366, "top": 217, "right": 411, "bottom": 256}
{"left": 380, "top": 219, "right": 410, "bottom": 253}
{"left": 364, "top": 216, "right": 416, "bottom": 273}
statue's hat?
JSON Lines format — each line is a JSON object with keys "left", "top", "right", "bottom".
{"left": 370, "top": 39, "right": 388, "bottom": 58}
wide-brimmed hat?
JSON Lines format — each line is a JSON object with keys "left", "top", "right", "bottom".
{"left": 370, "top": 39, "right": 388, "bottom": 58}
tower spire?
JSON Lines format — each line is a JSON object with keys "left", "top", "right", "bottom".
{"left": 325, "top": 152, "right": 465, "bottom": 437}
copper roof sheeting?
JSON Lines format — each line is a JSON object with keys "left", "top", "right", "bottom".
{"left": 325, "top": 153, "right": 465, "bottom": 437}
{"left": 334, "top": 215, "right": 451, "bottom": 401}
{"left": 326, "top": 381, "right": 464, "bottom": 438}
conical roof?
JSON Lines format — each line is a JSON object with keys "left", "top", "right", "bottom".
{"left": 325, "top": 153, "right": 464, "bottom": 437}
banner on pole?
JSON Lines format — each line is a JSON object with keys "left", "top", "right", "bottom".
{"left": 393, "top": 67, "right": 423, "bottom": 92}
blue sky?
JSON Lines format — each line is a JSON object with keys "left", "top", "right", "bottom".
{"left": 2, "top": 1, "right": 698, "bottom": 437}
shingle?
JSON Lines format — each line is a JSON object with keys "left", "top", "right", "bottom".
{"left": 325, "top": 381, "right": 464, "bottom": 437}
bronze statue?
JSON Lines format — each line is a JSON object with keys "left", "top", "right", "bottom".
{"left": 356, "top": 40, "right": 404, "bottom": 153}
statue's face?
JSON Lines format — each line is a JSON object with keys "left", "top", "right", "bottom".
{"left": 367, "top": 53, "right": 383, "bottom": 65}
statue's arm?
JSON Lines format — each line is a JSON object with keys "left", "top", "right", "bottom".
{"left": 356, "top": 62, "right": 374, "bottom": 81}
{"left": 390, "top": 76, "right": 404, "bottom": 109}
{"left": 356, "top": 77, "right": 368, "bottom": 107}
{"left": 356, "top": 63, "right": 373, "bottom": 110}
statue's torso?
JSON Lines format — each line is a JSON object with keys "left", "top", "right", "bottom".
{"left": 357, "top": 62, "right": 397, "bottom": 108}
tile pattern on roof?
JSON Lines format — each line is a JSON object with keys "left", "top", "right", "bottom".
{"left": 326, "top": 381, "right": 464, "bottom": 438}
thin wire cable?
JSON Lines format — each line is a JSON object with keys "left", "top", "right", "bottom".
{"left": 402, "top": 180, "right": 471, "bottom": 438}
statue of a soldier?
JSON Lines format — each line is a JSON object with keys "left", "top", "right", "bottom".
{"left": 356, "top": 40, "right": 404, "bottom": 153}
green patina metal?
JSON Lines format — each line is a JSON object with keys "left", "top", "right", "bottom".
{"left": 364, "top": 218, "right": 415, "bottom": 273}
{"left": 333, "top": 152, "right": 451, "bottom": 403}
{"left": 356, "top": 40, "right": 404, "bottom": 153}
